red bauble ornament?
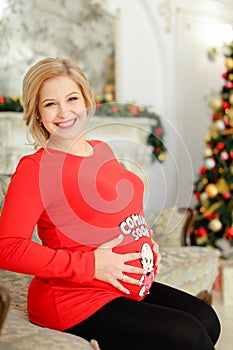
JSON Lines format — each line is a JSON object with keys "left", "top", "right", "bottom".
{"left": 194, "top": 192, "right": 200, "bottom": 200}
{"left": 216, "top": 142, "right": 225, "bottom": 151}
{"left": 222, "top": 101, "right": 230, "bottom": 110}
{"left": 226, "top": 227, "right": 233, "bottom": 240}
{"left": 224, "top": 118, "right": 230, "bottom": 126}
{"left": 155, "top": 146, "right": 161, "bottom": 153}
{"left": 222, "top": 192, "right": 231, "bottom": 200}
{"left": 222, "top": 72, "right": 228, "bottom": 79}
{"left": 225, "top": 81, "right": 233, "bottom": 89}
{"left": 0, "top": 96, "right": 5, "bottom": 104}
{"left": 213, "top": 113, "right": 221, "bottom": 121}
{"left": 200, "top": 166, "right": 207, "bottom": 174}
{"left": 197, "top": 227, "right": 207, "bottom": 237}
{"left": 229, "top": 150, "right": 233, "bottom": 158}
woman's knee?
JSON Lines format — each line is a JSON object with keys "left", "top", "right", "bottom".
{"left": 194, "top": 300, "right": 221, "bottom": 345}
{"left": 172, "top": 313, "right": 214, "bottom": 350}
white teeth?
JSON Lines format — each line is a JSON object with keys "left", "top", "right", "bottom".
{"left": 57, "top": 118, "right": 76, "bottom": 128}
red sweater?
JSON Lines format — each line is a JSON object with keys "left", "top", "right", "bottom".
{"left": 0, "top": 140, "right": 156, "bottom": 330}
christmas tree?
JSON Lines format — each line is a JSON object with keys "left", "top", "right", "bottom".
{"left": 191, "top": 41, "right": 233, "bottom": 249}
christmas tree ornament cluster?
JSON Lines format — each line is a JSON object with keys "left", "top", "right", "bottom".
{"left": 191, "top": 41, "right": 233, "bottom": 249}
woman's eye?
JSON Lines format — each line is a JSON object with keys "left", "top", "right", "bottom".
{"left": 44, "top": 102, "right": 55, "bottom": 107}
{"left": 68, "top": 96, "right": 78, "bottom": 102}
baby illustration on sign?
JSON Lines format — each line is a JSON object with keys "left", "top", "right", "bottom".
{"left": 138, "top": 242, "right": 155, "bottom": 297}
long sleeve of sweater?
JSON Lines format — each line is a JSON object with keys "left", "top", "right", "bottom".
{"left": 0, "top": 156, "right": 95, "bottom": 284}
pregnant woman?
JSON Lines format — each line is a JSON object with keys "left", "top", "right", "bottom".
{"left": 0, "top": 57, "right": 220, "bottom": 349}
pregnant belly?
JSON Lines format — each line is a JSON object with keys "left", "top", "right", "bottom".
{"left": 112, "top": 236, "right": 157, "bottom": 299}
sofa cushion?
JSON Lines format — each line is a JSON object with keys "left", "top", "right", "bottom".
{"left": 156, "top": 246, "right": 220, "bottom": 296}
{"left": 0, "top": 270, "right": 98, "bottom": 350}
{"left": 0, "top": 308, "right": 96, "bottom": 350}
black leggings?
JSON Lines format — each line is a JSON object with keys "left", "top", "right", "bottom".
{"left": 64, "top": 282, "right": 221, "bottom": 350}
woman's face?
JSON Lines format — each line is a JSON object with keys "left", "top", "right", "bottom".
{"left": 38, "top": 75, "right": 87, "bottom": 141}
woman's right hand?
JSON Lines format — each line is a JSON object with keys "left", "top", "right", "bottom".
{"left": 94, "top": 234, "right": 144, "bottom": 295}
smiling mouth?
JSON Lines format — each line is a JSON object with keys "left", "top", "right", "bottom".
{"left": 55, "top": 117, "right": 77, "bottom": 129}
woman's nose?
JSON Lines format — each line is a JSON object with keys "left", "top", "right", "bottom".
{"left": 57, "top": 104, "right": 70, "bottom": 118}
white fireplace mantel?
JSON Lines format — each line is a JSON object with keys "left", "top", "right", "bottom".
{"left": 0, "top": 112, "right": 156, "bottom": 179}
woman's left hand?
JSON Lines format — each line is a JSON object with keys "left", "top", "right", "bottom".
{"left": 149, "top": 229, "right": 161, "bottom": 275}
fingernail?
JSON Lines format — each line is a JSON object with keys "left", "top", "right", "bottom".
{"left": 118, "top": 234, "right": 123, "bottom": 240}
{"left": 125, "top": 290, "right": 130, "bottom": 295}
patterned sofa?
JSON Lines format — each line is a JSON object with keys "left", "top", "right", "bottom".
{"left": 0, "top": 175, "right": 220, "bottom": 349}
{"left": 146, "top": 208, "right": 220, "bottom": 302}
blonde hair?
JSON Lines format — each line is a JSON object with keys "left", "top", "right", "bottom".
{"left": 22, "top": 57, "right": 95, "bottom": 148}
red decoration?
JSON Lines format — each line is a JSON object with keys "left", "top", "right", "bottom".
{"left": 224, "top": 119, "right": 230, "bottom": 126}
{"left": 130, "top": 105, "right": 139, "bottom": 115}
{"left": 96, "top": 101, "right": 101, "bottom": 108}
{"left": 222, "top": 192, "right": 231, "bottom": 200}
{"left": 197, "top": 227, "right": 207, "bottom": 237}
{"left": 154, "top": 127, "right": 163, "bottom": 136}
{"left": 194, "top": 192, "right": 200, "bottom": 200}
{"left": 225, "top": 81, "right": 233, "bottom": 89}
{"left": 205, "top": 214, "right": 216, "bottom": 220}
{"left": 222, "top": 101, "right": 230, "bottom": 110}
{"left": 0, "top": 96, "right": 5, "bottom": 104}
{"left": 155, "top": 146, "right": 161, "bottom": 153}
{"left": 112, "top": 105, "right": 119, "bottom": 113}
{"left": 213, "top": 113, "right": 221, "bottom": 121}
{"left": 222, "top": 72, "right": 227, "bottom": 79}
{"left": 226, "top": 227, "right": 233, "bottom": 240}
{"left": 216, "top": 142, "right": 225, "bottom": 151}
{"left": 230, "top": 150, "right": 233, "bottom": 158}
{"left": 200, "top": 166, "right": 207, "bottom": 174}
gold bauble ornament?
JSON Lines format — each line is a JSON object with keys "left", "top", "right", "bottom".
{"left": 208, "top": 219, "right": 222, "bottom": 232}
{"left": 229, "top": 73, "right": 233, "bottom": 81}
{"left": 208, "top": 95, "right": 222, "bottom": 111}
{"left": 200, "top": 206, "right": 206, "bottom": 213}
{"left": 218, "top": 167, "right": 224, "bottom": 174}
{"left": 204, "top": 134, "right": 211, "bottom": 143}
{"left": 225, "top": 57, "right": 233, "bottom": 71}
{"left": 196, "top": 236, "right": 208, "bottom": 245}
{"left": 229, "top": 93, "right": 233, "bottom": 105}
{"left": 158, "top": 152, "right": 166, "bottom": 162}
{"left": 203, "top": 147, "right": 213, "bottom": 158}
{"left": 205, "top": 183, "right": 218, "bottom": 198}
{"left": 104, "top": 92, "right": 113, "bottom": 102}
{"left": 202, "top": 178, "right": 208, "bottom": 185}
{"left": 216, "top": 178, "right": 229, "bottom": 194}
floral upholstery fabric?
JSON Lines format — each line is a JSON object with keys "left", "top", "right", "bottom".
{"left": 156, "top": 246, "right": 220, "bottom": 295}
{"left": 0, "top": 270, "right": 99, "bottom": 350}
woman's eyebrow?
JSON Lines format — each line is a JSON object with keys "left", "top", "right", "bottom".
{"left": 66, "top": 91, "right": 81, "bottom": 98}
